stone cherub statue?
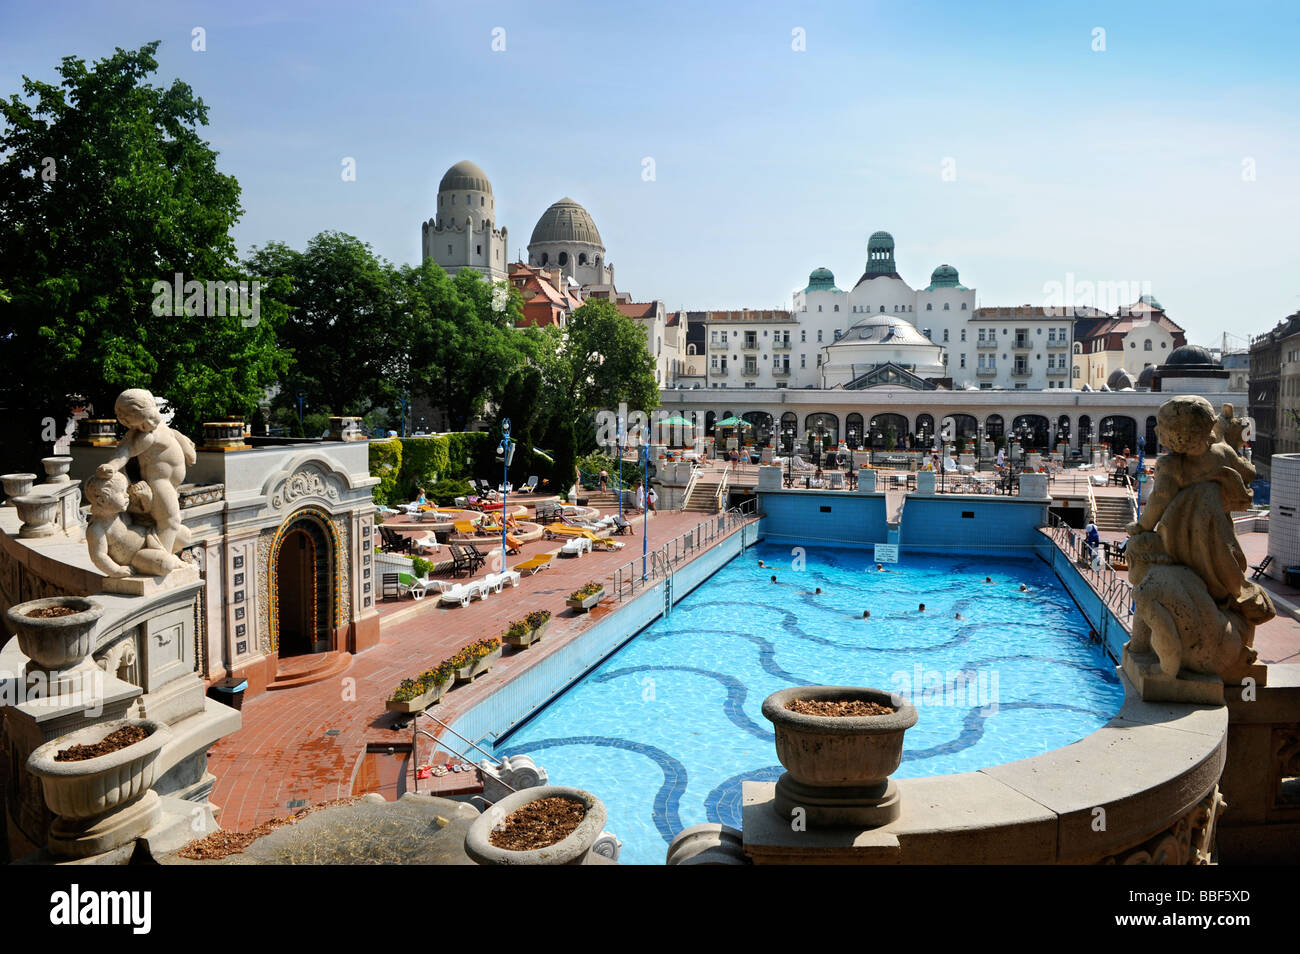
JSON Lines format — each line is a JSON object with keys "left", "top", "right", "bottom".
{"left": 85, "top": 468, "right": 190, "bottom": 578}
{"left": 99, "top": 388, "right": 196, "bottom": 558}
{"left": 1122, "top": 395, "right": 1274, "bottom": 701}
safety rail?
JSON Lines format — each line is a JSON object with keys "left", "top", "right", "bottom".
{"left": 612, "top": 497, "right": 760, "bottom": 601}
{"left": 1086, "top": 475, "right": 1098, "bottom": 526}
{"left": 714, "top": 470, "right": 730, "bottom": 512}
{"left": 1046, "top": 513, "right": 1133, "bottom": 625}
{"left": 679, "top": 464, "right": 704, "bottom": 511}
{"left": 410, "top": 708, "right": 515, "bottom": 797}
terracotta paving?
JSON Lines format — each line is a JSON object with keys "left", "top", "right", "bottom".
{"left": 206, "top": 505, "right": 741, "bottom": 831}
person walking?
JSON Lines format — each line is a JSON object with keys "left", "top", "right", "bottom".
{"left": 635, "top": 481, "right": 646, "bottom": 513}
{"left": 647, "top": 484, "right": 657, "bottom": 516}
{"left": 729, "top": 447, "right": 739, "bottom": 473}
{"left": 599, "top": 469, "right": 608, "bottom": 491}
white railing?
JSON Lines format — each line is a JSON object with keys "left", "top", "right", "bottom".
{"left": 680, "top": 464, "right": 703, "bottom": 511}
{"left": 612, "top": 498, "right": 760, "bottom": 601}
{"left": 1045, "top": 514, "right": 1133, "bottom": 625}
{"left": 714, "top": 470, "right": 730, "bottom": 512}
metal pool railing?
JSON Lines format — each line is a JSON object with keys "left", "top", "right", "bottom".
{"left": 612, "top": 497, "right": 760, "bottom": 601}
{"left": 1046, "top": 513, "right": 1134, "bottom": 625}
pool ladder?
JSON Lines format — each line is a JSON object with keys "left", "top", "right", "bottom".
{"left": 410, "top": 709, "right": 516, "bottom": 802}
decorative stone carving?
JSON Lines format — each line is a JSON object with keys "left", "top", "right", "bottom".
{"left": 1102, "top": 785, "right": 1224, "bottom": 865}
{"left": 1122, "top": 396, "right": 1275, "bottom": 703}
{"left": 271, "top": 468, "right": 339, "bottom": 509}
{"left": 89, "top": 389, "right": 199, "bottom": 593}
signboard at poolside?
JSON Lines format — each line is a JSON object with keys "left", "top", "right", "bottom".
{"left": 874, "top": 544, "right": 899, "bottom": 564}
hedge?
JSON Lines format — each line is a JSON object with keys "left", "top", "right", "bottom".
{"left": 368, "top": 432, "right": 497, "bottom": 504}
{"left": 368, "top": 438, "right": 403, "bottom": 506}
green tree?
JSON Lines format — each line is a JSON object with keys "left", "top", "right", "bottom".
{"left": 0, "top": 42, "right": 288, "bottom": 470}
{"left": 244, "top": 231, "right": 413, "bottom": 419}
{"left": 541, "top": 297, "right": 659, "bottom": 489}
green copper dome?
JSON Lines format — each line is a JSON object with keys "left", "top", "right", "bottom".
{"left": 864, "top": 231, "right": 896, "bottom": 276}
{"left": 804, "top": 266, "right": 838, "bottom": 292}
{"left": 928, "top": 264, "right": 959, "bottom": 287}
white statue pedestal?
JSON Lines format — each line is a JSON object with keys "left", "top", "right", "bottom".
{"left": 102, "top": 562, "right": 200, "bottom": 596}
{"left": 1121, "top": 648, "right": 1224, "bottom": 705}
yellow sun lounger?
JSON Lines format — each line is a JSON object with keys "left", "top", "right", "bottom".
{"left": 544, "top": 523, "right": 588, "bottom": 539}
{"left": 514, "top": 553, "right": 554, "bottom": 575}
{"left": 453, "top": 520, "right": 480, "bottom": 536}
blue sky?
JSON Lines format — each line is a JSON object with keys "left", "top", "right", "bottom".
{"left": 3, "top": 0, "right": 1298, "bottom": 347}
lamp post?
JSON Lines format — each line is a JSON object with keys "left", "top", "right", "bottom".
{"left": 498, "top": 418, "right": 515, "bottom": 574}
{"left": 617, "top": 410, "right": 626, "bottom": 519}
{"left": 640, "top": 442, "right": 650, "bottom": 581}
{"left": 296, "top": 390, "right": 306, "bottom": 432}
{"left": 397, "top": 392, "right": 410, "bottom": 439}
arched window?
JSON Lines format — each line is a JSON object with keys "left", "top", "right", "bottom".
{"left": 867, "top": 414, "right": 908, "bottom": 450}
{"left": 985, "top": 414, "right": 1005, "bottom": 442}
{"left": 834, "top": 304, "right": 839, "bottom": 312}
{"left": 780, "top": 412, "right": 798, "bottom": 453}
{"left": 558, "top": 251, "right": 569, "bottom": 266}
{"left": 1073, "top": 343, "right": 1082, "bottom": 354}
{"left": 926, "top": 303, "right": 933, "bottom": 310}
{"left": 1144, "top": 340, "right": 1152, "bottom": 351}
{"left": 845, "top": 413, "right": 864, "bottom": 449}
{"left": 1145, "top": 416, "right": 1158, "bottom": 450}
{"left": 687, "top": 343, "right": 697, "bottom": 355}
{"left": 879, "top": 305, "right": 885, "bottom": 313}
{"left": 480, "top": 196, "right": 485, "bottom": 206}
{"left": 541, "top": 252, "right": 549, "bottom": 265}
{"left": 804, "top": 413, "right": 840, "bottom": 453}
{"left": 915, "top": 414, "right": 935, "bottom": 446}
{"left": 579, "top": 253, "right": 587, "bottom": 266}
{"left": 961, "top": 303, "right": 967, "bottom": 310}
{"left": 943, "top": 303, "right": 950, "bottom": 310}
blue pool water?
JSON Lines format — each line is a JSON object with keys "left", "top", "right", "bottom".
{"left": 494, "top": 542, "right": 1123, "bottom": 864}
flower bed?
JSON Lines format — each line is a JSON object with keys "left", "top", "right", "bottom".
{"left": 504, "top": 610, "right": 552, "bottom": 649}
{"left": 451, "top": 637, "right": 503, "bottom": 683}
{"left": 566, "top": 582, "right": 604, "bottom": 613}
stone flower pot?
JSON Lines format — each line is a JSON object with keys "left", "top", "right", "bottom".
{"left": 27, "top": 718, "right": 170, "bottom": 858}
{"left": 4, "top": 596, "right": 103, "bottom": 673}
{"left": 454, "top": 646, "right": 502, "bottom": 684}
{"left": 504, "top": 618, "right": 550, "bottom": 649}
{"left": 385, "top": 679, "right": 448, "bottom": 714}
{"left": 41, "top": 456, "right": 73, "bottom": 484}
{"left": 12, "top": 493, "right": 59, "bottom": 537}
{"left": 465, "top": 785, "right": 607, "bottom": 866}
{"left": 761, "top": 686, "right": 918, "bottom": 828}
{"left": 2, "top": 473, "right": 38, "bottom": 499}
{"left": 566, "top": 588, "right": 604, "bottom": 613}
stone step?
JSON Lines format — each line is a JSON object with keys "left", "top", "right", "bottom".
{"left": 268, "top": 651, "right": 353, "bottom": 691}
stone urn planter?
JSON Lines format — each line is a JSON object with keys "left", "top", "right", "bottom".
{"left": 4, "top": 596, "right": 103, "bottom": 674}
{"left": 11, "top": 493, "right": 59, "bottom": 537}
{"left": 464, "top": 785, "right": 607, "bottom": 866}
{"left": 454, "top": 646, "right": 502, "bottom": 684}
{"left": 385, "top": 679, "right": 448, "bottom": 714}
{"left": 26, "top": 718, "right": 171, "bottom": 858}
{"left": 76, "top": 418, "right": 119, "bottom": 445}
{"left": 761, "top": 686, "right": 918, "bottom": 829}
{"left": 566, "top": 587, "right": 605, "bottom": 613}
{"left": 2, "top": 472, "right": 38, "bottom": 499}
{"left": 41, "top": 456, "right": 73, "bottom": 484}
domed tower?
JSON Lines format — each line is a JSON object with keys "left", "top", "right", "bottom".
{"left": 804, "top": 266, "right": 838, "bottom": 292}
{"left": 863, "top": 231, "right": 899, "bottom": 278}
{"left": 527, "top": 198, "right": 614, "bottom": 287}
{"left": 421, "top": 160, "right": 509, "bottom": 283}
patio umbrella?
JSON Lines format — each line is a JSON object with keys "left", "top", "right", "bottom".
{"left": 716, "top": 416, "right": 752, "bottom": 428}
{"left": 658, "top": 415, "right": 696, "bottom": 427}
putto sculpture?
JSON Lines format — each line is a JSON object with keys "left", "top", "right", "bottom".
{"left": 1122, "top": 395, "right": 1274, "bottom": 703}
{"left": 86, "top": 389, "right": 199, "bottom": 592}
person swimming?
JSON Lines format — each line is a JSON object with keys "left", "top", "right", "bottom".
{"left": 758, "top": 560, "right": 767, "bottom": 568}
{"left": 771, "top": 575, "right": 777, "bottom": 583}
{"left": 876, "top": 564, "right": 884, "bottom": 571}
{"left": 862, "top": 610, "right": 870, "bottom": 619}
{"left": 955, "top": 612, "right": 963, "bottom": 620}
{"left": 1018, "top": 583, "right": 1028, "bottom": 592}
{"left": 984, "top": 576, "right": 993, "bottom": 583}
{"left": 815, "top": 587, "right": 822, "bottom": 594}
{"left": 918, "top": 603, "right": 926, "bottom": 612}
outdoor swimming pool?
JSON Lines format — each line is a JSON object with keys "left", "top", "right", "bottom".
{"left": 494, "top": 541, "right": 1124, "bottom": 864}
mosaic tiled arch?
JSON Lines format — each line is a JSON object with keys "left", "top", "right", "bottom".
{"left": 267, "top": 506, "right": 342, "bottom": 653}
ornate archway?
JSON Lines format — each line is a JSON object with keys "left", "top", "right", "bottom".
{"left": 268, "top": 506, "right": 341, "bottom": 657}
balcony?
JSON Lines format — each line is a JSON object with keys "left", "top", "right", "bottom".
{"left": 741, "top": 366, "right": 760, "bottom": 377}
{"left": 741, "top": 338, "right": 760, "bottom": 351}
{"left": 1013, "top": 338, "right": 1031, "bottom": 350}
{"left": 772, "top": 339, "right": 792, "bottom": 350}
{"left": 977, "top": 339, "right": 997, "bottom": 349}
{"left": 708, "top": 339, "right": 728, "bottom": 351}
{"left": 772, "top": 366, "right": 791, "bottom": 377}
{"left": 1047, "top": 365, "right": 1069, "bottom": 376}
{"left": 1011, "top": 367, "right": 1032, "bottom": 378}
{"left": 1046, "top": 338, "right": 1070, "bottom": 349}
{"left": 976, "top": 366, "right": 998, "bottom": 377}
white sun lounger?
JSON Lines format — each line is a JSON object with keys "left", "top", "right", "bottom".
{"left": 437, "top": 579, "right": 489, "bottom": 607}
{"left": 484, "top": 569, "right": 521, "bottom": 592}
{"left": 560, "top": 537, "right": 592, "bottom": 558}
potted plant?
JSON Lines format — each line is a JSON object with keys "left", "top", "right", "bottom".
{"left": 566, "top": 582, "right": 604, "bottom": 613}
{"left": 450, "top": 637, "right": 502, "bottom": 684}
{"left": 761, "top": 686, "right": 918, "bottom": 828}
{"left": 386, "top": 662, "right": 454, "bottom": 713}
{"left": 4, "top": 596, "right": 104, "bottom": 674}
{"left": 464, "top": 785, "right": 608, "bottom": 866}
{"left": 504, "top": 609, "right": 552, "bottom": 649}
{"left": 27, "top": 718, "right": 171, "bottom": 857}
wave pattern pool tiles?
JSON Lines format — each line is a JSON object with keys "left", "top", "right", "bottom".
{"left": 495, "top": 543, "right": 1123, "bottom": 865}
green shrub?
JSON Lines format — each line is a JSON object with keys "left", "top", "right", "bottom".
{"left": 368, "top": 438, "right": 403, "bottom": 506}
{"left": 428, "top": 477, "right": 472, "bottom": 505}
{"left": 411, "top": 555, "right": 434, "bottom": 578}
{"left": 400, "top": 435, "right": 449, "bottom": 495}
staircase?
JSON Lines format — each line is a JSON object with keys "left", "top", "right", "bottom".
{"left": 684, "top": 479, "right": 724, "bottom": 513}
{"left": 583, "top": 490, "right": 621, "bottom": 510}
{"left": 268, "top": 651, "right": 353, "bottom": 691}
{"left": 1092, "top": 494, "right": 1135, "bottom": 532}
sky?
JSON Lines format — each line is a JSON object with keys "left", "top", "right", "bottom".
{"left": 3, "top": 0, "right": 1298, "bottom": 348}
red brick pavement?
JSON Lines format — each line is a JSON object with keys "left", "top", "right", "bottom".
{"left": 207, "top": 507, "right": 737, "bottom": 831}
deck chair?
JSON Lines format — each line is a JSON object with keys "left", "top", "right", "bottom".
{"left": 544, "top": 522, "right": 588, "bottom": 540}
{"left": 1250, "top": 555, "right": 1273, "bottom": 580}
{"left": 611, "top": 514, "right": 634, "bottom": 535}
{"left": 453, "top": 542, "right": 488, "bottom": 572}
{"left": 453, "top": 519, "right": 481, "bottom": 537}
{"left": 521, "top": 476, "right": 539, "bottom": 493}
{"left": 381, "top": 572, "right": 401, "bottom": 601}
{"left": 379, "top": 526, "right": 411, "bottom": 554}
{"left": 514, "top": 552, "right": 554, "bottom": 575}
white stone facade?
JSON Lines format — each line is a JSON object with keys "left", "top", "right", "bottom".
{"left": 421, "top": 160, "right": 509, "bottom": 284}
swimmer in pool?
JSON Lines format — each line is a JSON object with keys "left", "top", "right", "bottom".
{"left": 984, "top": 576, "right": 993, "bottom": 583}
{"left": 862, "top": 610, "right": 870, "bottom": 619}
{"left": 918, "top": 603, "right": 926, "bottom": 612}
{"left": 1019, "top": 583, "right": 1028, "bottom": 592}
{"left": 815, "top": 587, "right": 822, "bottom": 595}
